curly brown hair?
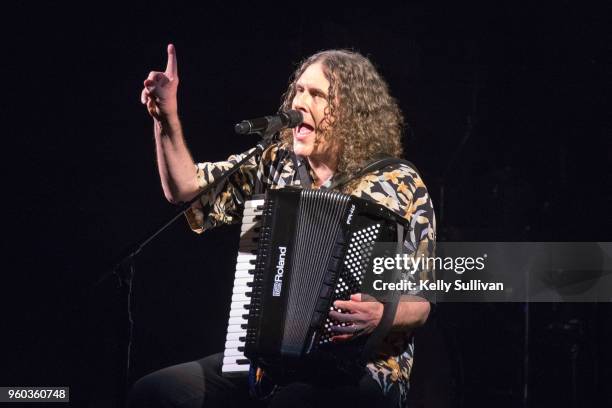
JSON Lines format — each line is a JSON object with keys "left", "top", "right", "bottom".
{"left": 279, "top": 49, "right": 404, "bottom": 188}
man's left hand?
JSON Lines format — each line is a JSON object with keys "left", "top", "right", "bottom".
{"left": 329, "top": 293, "right": 383, "bottom": 343}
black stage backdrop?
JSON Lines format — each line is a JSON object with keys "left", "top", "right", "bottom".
{"left": 2, "top": 2, "right": 611, "bottom": 407}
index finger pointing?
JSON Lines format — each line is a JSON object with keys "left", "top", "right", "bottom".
{"left": 165, "top": 43, "right": 178, "bottom": 76}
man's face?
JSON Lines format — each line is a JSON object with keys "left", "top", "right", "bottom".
{"left": 291, "top": 62, "right": 333, "bottom": 161}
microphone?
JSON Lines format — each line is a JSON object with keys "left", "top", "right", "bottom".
{"left": 234, "top": 110, "right": 303, "bottom": 135}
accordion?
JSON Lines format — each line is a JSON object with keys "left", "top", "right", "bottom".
{"left": 222, "top": 187, "right": 407, "bottom": 379}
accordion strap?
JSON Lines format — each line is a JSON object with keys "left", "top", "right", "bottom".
{"left": 359, "top": 224, "right": 404, "bottom": 364}
{"left": 329, "top": 156, "right": 420, "bottom": 191}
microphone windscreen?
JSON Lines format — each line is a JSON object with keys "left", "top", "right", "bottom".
{"left": 234, "top": 121, "right": 250, "bottom": 135}
{"left": 284, "top": 110, "right": 303, "bottom": 128}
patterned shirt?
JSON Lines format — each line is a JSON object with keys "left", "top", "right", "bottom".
{"left": 185, "top": 143, "right": 436, "bottom": 405}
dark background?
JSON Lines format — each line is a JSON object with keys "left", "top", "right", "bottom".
{"left": 3, "top": 2, "right": 611, "bottom": 407}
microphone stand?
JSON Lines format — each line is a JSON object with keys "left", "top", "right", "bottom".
{"left": 93, "top": 129, "right": 278, "bottom": 405}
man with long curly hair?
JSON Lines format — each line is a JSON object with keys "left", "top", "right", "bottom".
{"left": 131, "top": 45, "right": 435, "bottom": 407}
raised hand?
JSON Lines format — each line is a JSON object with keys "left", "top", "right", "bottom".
{"left": 141, "top": 44, "right": 179, "bottom": 120}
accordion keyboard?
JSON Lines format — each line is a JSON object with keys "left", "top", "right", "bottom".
{"left": 221, "top": 197, "right": 264, "bottom": 376}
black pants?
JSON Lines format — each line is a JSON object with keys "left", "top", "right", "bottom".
{"left": 128, "top": 352, "right": 401, "bottom": 408}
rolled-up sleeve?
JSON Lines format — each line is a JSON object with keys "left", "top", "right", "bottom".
{"left": 185, "top": 148, "right": 260, "bottom": 234}
{"left": 351, "top": 164, "right": 437, "bottom": 301}
{"left": 184, "top": 144, "right": 283, "bottom": 233}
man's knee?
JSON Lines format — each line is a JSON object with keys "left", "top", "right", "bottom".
{"left": 128, "top": 362, "right": 206, "bottom": 408}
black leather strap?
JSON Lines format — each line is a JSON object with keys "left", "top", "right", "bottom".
{"left": 329, "top": 156, "right": 420, "bottom": 191}
{"left": 292, "top": 153, "right": 313, "bottom": 189}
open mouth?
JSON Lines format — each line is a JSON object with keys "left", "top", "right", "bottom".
{"left": 296, "top": 123, "right": 315, "bottom": 135}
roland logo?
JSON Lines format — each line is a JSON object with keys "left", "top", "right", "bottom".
{"left": 346, "top": 204, "right": 356, "bottom": 225}
{"left": 272, "top": 246, "right": 287, "bottom": 297}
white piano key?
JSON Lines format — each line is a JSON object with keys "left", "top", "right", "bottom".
{"left": 244, "top": 199, "right": 264, "bottom": 209}
{"left": 223, "top": 348, "right": 245, "bottom": 357}
{"left": 229, "top": 307, "right": 249, "bottom": 317}
{"left": 231, "top": 270, "right": 253, "bottom": 279}
{"left": 221, "top": 364, "right": 250, "bottom": 375}
{"left": 241, "top": 215, "right": 261, "bottom": 224}
{"left": 234, "top": 264, "right": 255, "bottom": 272}
{"left": 232, "top": 285, "right": 251, "bottom": 295}
{"left": 235, "top": 262, "right": 256, "bottom": 269}
{"left": 225, "top": 339, "right": 245, "bottom": 349}
{"left": 235, "top": 257, "right": 256, "bottom": 264}
{"left": 232, "top": 274, "right": 253, "bottom": 282}
{"left": 234, "top": 259, "right": 255, "bottom": 265}
{"left": 227, "top": 324, "right": 246, "bottom": 333}
{"left": 232, "top": 281, "right": 252, "bottom": 290}
{"left": 232, "top": 283, "right": 251, "bottom": 291}
{"left": 228, "top": 316, "right": 248, "bottom": 326}
{"left": 243, "top": 207, "right": 263, "bottom": 217}
{"left": 232, "top": 293, "right": 251, "bottom": 302}
{"left": 230, "top": 301, "right": 251, "bottom": 311}
{"left": 235, "top": 263, "right": 255, "bottom": 272}
{"left": 229, "top": 308, "right": 249, "bottom": 317}
{"left": 226, "top": 327, "right": 246, "bottom": 335}
{"left": 225, "top": 332, "right": 246, "bottom": 341}
{"left": 233, "top": 276, "right": 253, "bottom": 285}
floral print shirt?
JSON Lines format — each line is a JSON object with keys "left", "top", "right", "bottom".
{"left": 185, "top": 143, "right": 436, "bottom": 405}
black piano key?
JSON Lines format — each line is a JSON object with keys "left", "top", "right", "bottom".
{"left": 237, "top": 359, "right": 250, "bottom": 365}
{"left": 239, "top": 336, "right": 246, "bottom": 342}
{"left": 241, "top": 324, "right": 248, "bottom": 329}
{"left": 237, "top": 346, "right": 245, "bottom": 352}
